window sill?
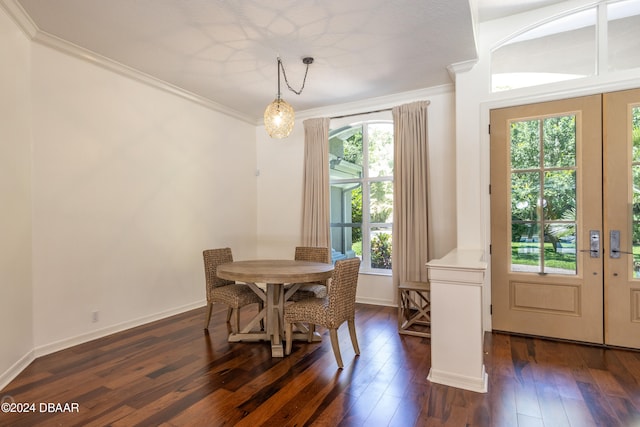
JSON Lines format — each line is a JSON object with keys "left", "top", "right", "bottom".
{"left": 358, "top": 270, "right": 391, "bottom": 277}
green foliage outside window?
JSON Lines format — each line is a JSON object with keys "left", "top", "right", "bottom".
{"left": 330, "top": 121, "right": 393, "bottom": 270}
{"left": 343, "top": 130, "right": 363, "bottom": 166}
{"left": 510, "top": 108, "right": 640, "bottom": 273}
{"left": 510, "top": 116, "right": 577, "bottom": 242}
{"left": 371, "top": 233, "right": 392, "bottom": 269}
{"left": 510, "top": 115, "right": 577, "bottom": 271}
{"left": 351, "top": 186, "right": 362, "bottom": 244}
{"left": 632, "top": 107, "right": 640, "bottom": 247}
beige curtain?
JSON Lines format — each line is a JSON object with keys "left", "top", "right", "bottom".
{"left": 392, "top": 101, "right": 430, "bottom": 287}
{"left": 301, "top": 117, "right": 331, "bottom": 247}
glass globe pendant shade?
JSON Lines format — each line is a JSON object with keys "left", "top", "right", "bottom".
{"left": 264, "top": 97, "right": 295, "bottom": 139}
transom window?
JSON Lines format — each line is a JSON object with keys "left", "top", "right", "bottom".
{"left": 329, "top": 121, "right": 393, "bottom": 273}
{"left": 491, "top": 0, "right": 640, "bottom": 92}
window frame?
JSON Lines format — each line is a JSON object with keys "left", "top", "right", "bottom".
{"left": 329, "top": 119, "right": 394, "bottom": 275}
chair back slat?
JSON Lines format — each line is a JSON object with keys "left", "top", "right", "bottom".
{"left": 294, "top": 246, "right": 331, "bottom": 287}
{"left": 203, "top": 248, "right": 234, "bottom": 292}
{"left": 327, "top": 258, "right": 361, "bottom": 325}
{"left": 294, "top": 246, "right": 330, "bottom": 264}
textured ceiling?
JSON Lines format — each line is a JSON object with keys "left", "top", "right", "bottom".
{"left": 7, "top": 0, "right": 569, "bottom": 122}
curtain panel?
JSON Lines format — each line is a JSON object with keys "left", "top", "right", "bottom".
{"left": 392, "top": 101, "right": 430, "bottom": 287}
{"left": 301, "top": 117, "right": 331, "bottom": 248}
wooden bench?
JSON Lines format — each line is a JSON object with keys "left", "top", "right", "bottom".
{"left": 398, "top": 281, "right": 431, "bottom": 338}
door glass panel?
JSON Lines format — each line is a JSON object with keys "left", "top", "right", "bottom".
{"left": 544, "top": 116, "right": 576, "bottom": 167}
{"left": 631, "top": 106, "right": 640, "bottom": 277}
{"left": 510, "top": 115, "right": 578, "bottom": 275}
{"left": 511, "top": 120, "right": 540, "bottom": 169}
{"left": 544, "top": 171, "right": 576, "bottom": 220}
{"left": 512, "top": 172, "right": 540, "bottom": 221}
{"left": 511, "top": 224, "right": 541, "bottom": 272}
{"left": 546, "top": 222, "right": 577, "bottom": 275}
{"left": 633, "top": 222, "right": 640, "bottom": 278}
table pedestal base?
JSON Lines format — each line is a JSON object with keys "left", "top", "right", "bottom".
{"left": 228, "top": 329, "right": 321, "bottom": 356}
{"left": 227, "top": 282, "right": 321, "bottom": 357}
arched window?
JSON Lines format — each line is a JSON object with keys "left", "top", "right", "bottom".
{"left": 491, "top": 0, "right": 640, "bottom": 92}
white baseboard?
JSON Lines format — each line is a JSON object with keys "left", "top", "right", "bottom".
{"left": 355, "top": 296, "right": 395, "bottom": 307}
{"left": 427, "top": 366, "right": 488, "bottom": 393}
{"left": 2, "top": 297, "right": 389, "bottom": 391}
{"left": 34, "top": 300, "right": 206, "bottom": 358}
{"left": 1, "top": 300, "right": 203, "bottom": 391}
{"left": 1, "top": 301, "right": 205, "bottom": 391}
{"left": 0, "top": 349, "right": 35, "bottom": 391}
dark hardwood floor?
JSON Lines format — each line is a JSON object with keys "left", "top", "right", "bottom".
{"left": 1, "top": 303, "right": 640, "bottom": 426}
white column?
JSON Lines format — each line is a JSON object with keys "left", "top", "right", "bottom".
{"left": 426, "top": 249, "right": 488, "bottom": 393}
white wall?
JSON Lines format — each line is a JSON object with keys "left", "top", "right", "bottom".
{"left": 255, "top": 122, "right": 306, "bottom": 259}
{"left": 0, "top": 7, "right": 34, "bottom": 388}
{"left": 29, "top": 43, "right": 258, "bottom": 353}
{"left": 256, "top": 87, "right": 458, "bottom": 305}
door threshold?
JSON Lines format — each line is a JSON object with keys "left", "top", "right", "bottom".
{"left": 489, "top": 330, "right": 640, "bottom": 353}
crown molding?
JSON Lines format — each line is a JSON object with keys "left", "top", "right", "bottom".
{"left": 290, "top": 84, "right": 455, "bottom": 124}
{"left": 0, "top": 0, "right": 255, "bottom": 125}
{"left": 0, "top": 0, "right": 36, "bottom": 36}
{"left": 447, "top": 59, "right": 479, "bottom": 82}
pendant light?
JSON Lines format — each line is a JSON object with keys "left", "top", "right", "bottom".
{"left": 264, "top": 56, "right": 313, "bottom": 138}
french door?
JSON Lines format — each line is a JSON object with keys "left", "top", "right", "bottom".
{"left": 490, "top": 88, "right": 640, "bottom": 348}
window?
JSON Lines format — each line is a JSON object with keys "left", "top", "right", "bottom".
{"left": 491, "top": 7, "right": 597, "bottom": 92}
{"left": 509, "top": 114, "right": 578, "bottom": 275}
{"left": 491, "top": 0, "right": 640, "bottom": 92}
{"left": 608, "top": 0, "right": 640, "bottom": 72}
{"left": 329, "top": 121, "right": 393, "bottom": 273}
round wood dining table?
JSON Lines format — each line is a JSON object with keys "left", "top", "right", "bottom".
{"left": 217, "top": 259, "right": 334, "bottom": 357}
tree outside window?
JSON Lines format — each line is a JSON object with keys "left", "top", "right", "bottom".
{"left": 329, "top": 121, "right": 393, "bottom": 272}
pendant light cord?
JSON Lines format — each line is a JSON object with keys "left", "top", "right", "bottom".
{"left": 278, "top": 57, "right": 312, "bottom": 96}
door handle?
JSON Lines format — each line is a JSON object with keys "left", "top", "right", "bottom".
{"left": 580, "top": 230, "right": 600, "bottom": 258}
{"left": 589, "top": 230, "right": 600, "bottom": 258}
{"left": 610, "top": 230, "right": 633, "bottom": 258}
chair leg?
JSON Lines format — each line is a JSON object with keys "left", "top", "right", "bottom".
{"left": 307, "top": 323, "right": 315, "bottom": 342}
{"left": 348, "top": 319, "right": 360, "bottom": 355}
{"left": 285, "top": 321, "right": 293, "bottom": 355}
{"left": 204, "top": 303, "right": 213, "bottom": 330}
{"left": 259, "top": 302, "right": 265, "bottom": 331}
{"left": 329, "top": 328, "right": 343, "bottom": 369}
{"left": 226, "top": 307, "right": 233, "bottom": 323}
{"left": 233, "top": 308, "right": 240, "bottom": 333}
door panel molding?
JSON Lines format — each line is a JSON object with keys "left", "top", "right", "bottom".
{"left": 492, "top": 88, "right": 640, "bottom": 349}
{"left": 491, "top": 94, "right": 603, "bottom": 344}
{"left": 511, "top": 281, "right": 580, "bottom": 315}
{"left": 603, "top": 87, "right": 640, "bottom": 348}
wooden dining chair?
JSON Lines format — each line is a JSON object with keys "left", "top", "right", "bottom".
{"left": 284, "top": 257, "right": 361, "bottom": 368}
{"left": 288, "top": 246, "right": 331, "bottom": 301}
{"left": 203, "top": 247, "right": 262, "bottom": 332}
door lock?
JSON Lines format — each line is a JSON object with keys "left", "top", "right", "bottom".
{"left": 589, "top": 230, "right": 600, "bottom": 258}
{"left": 578, "top": 230, "right": 601, "bottom": 258}
{"left": 610, "top": 230, "right": 634, "bottom": 258}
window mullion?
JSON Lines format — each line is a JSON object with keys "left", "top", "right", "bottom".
{"left": 362, "top": 124, "right": 371, "bottom": 269}
{"left": 597, "top": 2, "right": 607, "bottom": 75}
